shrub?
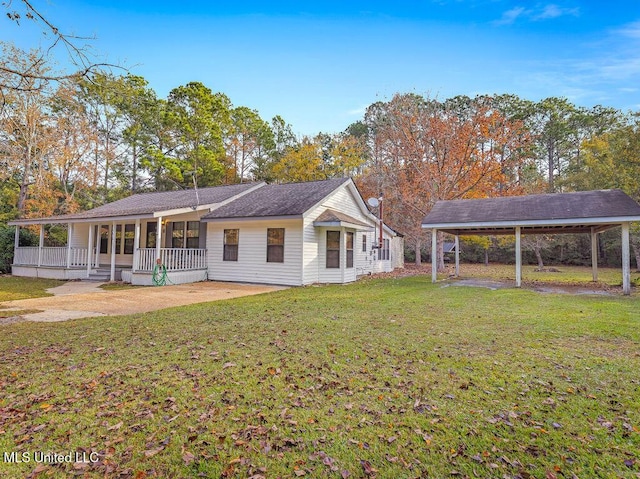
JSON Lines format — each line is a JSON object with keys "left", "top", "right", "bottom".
{"left": 0, "top": 225, "right": 38, "bottom": 273}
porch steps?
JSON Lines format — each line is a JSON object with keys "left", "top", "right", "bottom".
{"left": 84, "top": 268, "right": 125, "bottom": 282}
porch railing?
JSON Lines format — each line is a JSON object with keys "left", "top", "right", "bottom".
{"left": 135, "top": 248, "right": 207, "bottom": 272}
{"left": 14, "top": 247, "right": 39, "bottom": 266}
{"left": 13, "top": 246, "right": 89, "bottom": 267}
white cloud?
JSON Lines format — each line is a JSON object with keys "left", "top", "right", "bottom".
{"left": 617, "top": 21, "right": 640, "bottom": 39}
{"left": 533, "top": 4, "right": 579, "bottom": 20}
{"left": 494, "top": 6, "right": 527, "bottom": 25}
{"left": 494, "top": 3, "right": 579, "bottom": 25}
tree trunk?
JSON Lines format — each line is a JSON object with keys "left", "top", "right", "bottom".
{"left": 437, "top": 231, "right": 445, "bottom": 272}
{"left": 484, "top": 248, "right": 489, "bottom": 266}
{"left": 631, "top": 236, "right": 640, "bottom": 272}
{"left": 547, "top": 142, "right": 555, "bottom": 193}
{"left": 131, "top": 144, "right": 138, "bottom": 192}
{"left": 414, "top": 238, "right": 421, "bottom": 266}
{"left": 534, "top": 246, "right": 544, "bottom": 269}
{"left": 17, "top": 145, "right": 33, "bottom": 214}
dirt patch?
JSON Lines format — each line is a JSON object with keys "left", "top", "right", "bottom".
{"left": 1, "top": 281, "right": 285, "bottom": 323}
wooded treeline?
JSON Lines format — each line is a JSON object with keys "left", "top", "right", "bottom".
{"left": 2, "top": 44, "right": 640, "bottom": 269}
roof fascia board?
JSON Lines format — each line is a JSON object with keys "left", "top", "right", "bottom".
{"left": 313, "top": 220, "right": 374, "bottom": 231}
{"left": 203, "top": 214, "right": 303, "bottom": 223}
{"left": 422, "top": 216, "right": 640, "bottom": 230}
{"left": 9, "top": 214, "right": 153, "bottom": 226}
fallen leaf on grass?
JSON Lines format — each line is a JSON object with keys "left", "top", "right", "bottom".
{"left": 107, "top": 421, "right": 123, "bottom": 431}
{"left": 144, "top": 446, "right": 164, "bottom": 458}
{"left": 360, "top": 460, "right": 377, "bottom": 475}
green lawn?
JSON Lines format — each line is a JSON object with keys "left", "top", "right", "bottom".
{"left": 0, "top": 276, "right": 64, "bottom": 302}
{"left": 0, "top": 275, "right": 639, "bottom": 478}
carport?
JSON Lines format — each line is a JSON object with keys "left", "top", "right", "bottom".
{"left": 422, "top": 189, "right": 640, "bottom": 295}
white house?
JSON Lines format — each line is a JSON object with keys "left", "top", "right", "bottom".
{"left": 9, "top": 178, "right": 403, "bottom": 286}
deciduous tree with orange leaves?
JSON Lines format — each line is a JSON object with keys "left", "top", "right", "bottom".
{"left": 356, "top": 93, "right": 533, "bottom": 268}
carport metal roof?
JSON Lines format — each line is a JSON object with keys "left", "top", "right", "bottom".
{"left": 421, "top": 189, "right": 640, "bottom": 295}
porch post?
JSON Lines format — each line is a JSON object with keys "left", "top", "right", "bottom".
{"left": 110, "top": 222, "right": 117, "bottom": 282}
{"left": 87, "top": 223, "right": 94, "bottom": 277}
{"left": 37, "top": 224, "right": 44, "bottom": 267}
{"left": 591, "top": 227, "right": 598, "bottom": 282}
{"left": 13, "top": 224, "right": 19, "bottom": 258}
{"left": 454, "top": 234, "right": 460, "bottom": 277}
{"left": 133, "top": 219, "right": 141, "bottom": 272}
{"left": 622, "top": 222, "right": 631, "bottom": 295}
{"left": 431, "top": 228, "right": 437, "bottom": 283}
{"left": 94, "top": 225, "right": 101, "bottom": 267}
{"left": 66, "top": 223, "right": 73, "bottom": 269}
{"left": 515, "top": 226, "right": 522, "bottom": 288}
{"left": 340, "top": 227, "right": 345, "bottom": 284}
{"left": 156, "top": 217, "right": 163, "bottom": 261}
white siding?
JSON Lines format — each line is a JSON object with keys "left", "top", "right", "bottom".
{"left": 302, "top": 184, "right": 372, "bottom": 284}
{"left": 302, "top": 182, "right": 396, "bottom": 281}
{"left": 207, "top": 219, "right": 303, "bottom": 286}
{"left": 321, "top": 186, "right": 372, "bottom": 223}
{"left": 70, "top": 223, "right": 89, "bottom": 247}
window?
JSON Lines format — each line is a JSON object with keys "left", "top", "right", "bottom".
{"left": 124, "top": 224, "right": 135, "bottom": 254}
{"left": 326, "top": 231, "right": 340, "bottom": 268}
{"left": 114, "top": 224, "right": 122, "bottom": 253}
{"left": 99, "top": 225, "right": 109, "bottom": 254}
{"left": 362, "top": 234, "right": 367, "bottom": 252}
{"left": 186, "top": 221, "right": 200, "bottom": 248}
{"left": 170, "top": 221, "right": 200, "bottom": 249}
{"left": 267, "top": 228, "right": 284, "bottom": 263}
{"left": 146, "top": 222, "right": 157, "bottom": 249}
{"left": 378, "top": 238, "right": 390, "bottom": 260}
{"left": 223, "top": 229, "right": 239, "bottom": 261}
{"left": 346, "top": 232, "right": 354, "bottom": 268}
{"left": 172, "top": 221, "right": 184, "bottom": 248}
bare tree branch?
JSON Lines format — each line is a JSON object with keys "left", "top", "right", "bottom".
{"left": 1, "top": 0, "right": 124, "bottom": 94}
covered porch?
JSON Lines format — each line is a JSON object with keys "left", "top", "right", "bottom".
{"left": 10, "top": 214, "right": 208, "bottom": 285}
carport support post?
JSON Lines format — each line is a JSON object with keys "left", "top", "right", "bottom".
{"left": 86, "top": 223, "right": 93, "bottom": 277}
{"left": 431, "top": 228, "right": 438, "bottom": 283}
{"left": 454, "top": 235, "right": 460, "bottom": 277}
{"left": 591, "top": 227, "right": 598, "bottom": 282}
{"left": 515, "top": 226, "right": 522, "bottom": 288}
{"left": 110, "top": 222, "right": 117, "bottom": 282}
{"left": 622, "top": 222, "right": 631, "bottom": 295}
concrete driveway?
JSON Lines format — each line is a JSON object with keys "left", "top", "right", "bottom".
{"left": 1, "top": 281, "right": 285, "bottom": 323}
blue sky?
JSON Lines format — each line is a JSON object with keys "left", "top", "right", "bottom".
{"left": 7, "top": 1, "right": 640, "bottom": 136}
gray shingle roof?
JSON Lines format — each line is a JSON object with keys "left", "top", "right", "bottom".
{"left": 10, "top": 183, "right": 261, "bottom": 224}
{"left": 423, "top": 190, "right": 640, "bottom": 225}
{"left": 314, "top": 209, "right": 371, "bottom": 228}
{"left": 202, "top": 178, "right": 351, "bottom": 220}
{"left": 422, "top": 190, "right": 640, "bottom": 234}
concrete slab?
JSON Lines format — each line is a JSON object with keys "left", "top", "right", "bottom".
{"left": 1, "top": 281, "right": 286, "bottom": 323}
